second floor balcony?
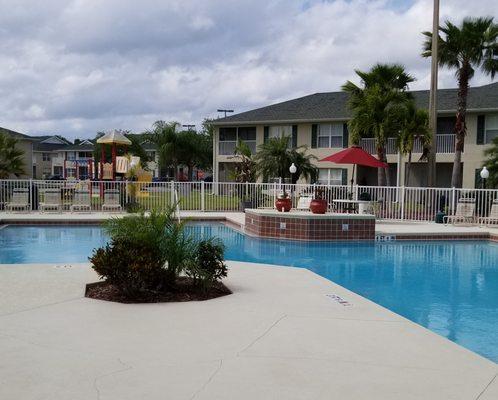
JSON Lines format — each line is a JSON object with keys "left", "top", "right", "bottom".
{"left": 360, "top": 134, "right": 456, "bottom": 155}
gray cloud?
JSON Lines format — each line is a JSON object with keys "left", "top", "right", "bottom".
{"left": 0, "top": 0, "right": 496, "bottom": 139}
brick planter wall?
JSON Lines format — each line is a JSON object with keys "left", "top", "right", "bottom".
{"left": 245, "top": 210, "right": 375, "bottom": 241}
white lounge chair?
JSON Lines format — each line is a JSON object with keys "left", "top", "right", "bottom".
{"left": 70, "top": 189, "right": 92, "bottom": 212}
{"left": 479, "top": 199, "right": 498, "bottom": 226}
{"left": 5, "top": 188, "right": 30, "bottom": 212}
{"left": 444, "top": 198, "right": 475, "bottom": 225}
{"left": 295, "top": 196, "right": 312, "bottom": 211}
{"left": 40, "top": 189, "right": 62, "bottom": 213}
{"left": 102, "top": 189, "right": 122, "bottom": 212}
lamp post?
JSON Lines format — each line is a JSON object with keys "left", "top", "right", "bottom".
{"left": 480, "top": 166, "right": 489, "bottom": 189}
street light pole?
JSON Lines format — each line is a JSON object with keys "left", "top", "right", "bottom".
{"left": 427, "top": 0, "right": 439, "bottom": 187}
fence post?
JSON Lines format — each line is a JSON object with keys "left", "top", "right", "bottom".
{"left": 451, "top": 186, "right": 456, "bottom": 214}
{"left": 29, "top": 179, "right": 33, "bottom": 211}
{"left": 201, "top": 181, "right": 205, "bottom": 212}
{"left": 170, "top": 180, "right": 175, "bottom": 206}
{"left": 273, "top": 182, "right": 277, "bottom": 208}
{"left": 400, "top": 186, "right": 405, "bottom": 221}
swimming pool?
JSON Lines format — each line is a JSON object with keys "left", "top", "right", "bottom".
{"left": 1, "top": 223, "right": 498, "bottom": 363}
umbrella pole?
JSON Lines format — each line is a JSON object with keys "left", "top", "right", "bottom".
{"left": 350, "top": 164, "right": 355, "bottom": 200}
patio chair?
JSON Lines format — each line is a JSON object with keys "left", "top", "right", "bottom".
{"left": 70, "top": 189, "right": 92, "bottom": 212}
{"left": 102, "top": 189, "right": 122, "bottom": 212}
{"left": 443, "top": 198, "right": 475, "bottom": 225}
{"left": 479, "top": 199, "right": 498, "bottom": 226}
{"left": 295, "top": 196, "right": 312, "bottom": 211}
{"left": 5, "top": 188, "right": 30, "bottom": 212}
{"left": 40, "top": 189, "right": 62, "bottom": 213}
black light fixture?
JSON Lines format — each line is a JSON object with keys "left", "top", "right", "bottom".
{"left": 217, "top": 109, "right": 234, "bottom": 118}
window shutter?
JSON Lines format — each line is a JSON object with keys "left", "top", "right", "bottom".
{"left": 311, "top": 124, "right": 318, "bottom": 148}
{"left": 292, "top": 125, "right": 298, "bottom": 148}
{"left": 341, "top": 169, "right": 348, "bottom": 185}
{"left": 264, "top": 126, "right": 269, "bottom": 143}
{"left": 342, "top": 123, "right": 349, "bottom": 148}
{"left": 477, "top": 115, "right": 485, "bottom": 145}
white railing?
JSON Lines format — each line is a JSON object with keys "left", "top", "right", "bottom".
{"left": 360, "top": 134, "right": 456, "bottom": 155}
{"left": 1, "top": 179, "right": 497, "bottom": 223}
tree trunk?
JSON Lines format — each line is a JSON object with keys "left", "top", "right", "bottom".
{"left": 187, "top": 162, "right": 194, "bottom": 181}
{"left": 405, "top": 151, "right": 412, "bottom": 186}
{"left": 377, "top": 146, "right": 387, "bottom": 186}
{"left": 451, "top": 62, "right": 470, "bottom": 188}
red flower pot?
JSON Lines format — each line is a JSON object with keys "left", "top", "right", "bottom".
{"left": 310, "top": 199, "right": 327, "bottom": 214}
{"left": 275, "top": 198, "right": 292, "bottom": 212}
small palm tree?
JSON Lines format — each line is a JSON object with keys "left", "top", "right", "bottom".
{"left": 229, "top": 140, "right": 256, "bottom": 183}
{"left": 484, "top": 137, "right": 498, "bottom": 188}
{"left": 391, "top": 102, "right": 430, "bottom": 186}
{"left": 0, "top": 132, "right": 25, "bottom": 178}
{"left": 342, "top": 64, "right": 414, "bottom": 186}
{"left": 422, "top": 17, "right": 498, "bottom": 187}
{"left": 254, "top": 136, "right": 317, "bottom": 183}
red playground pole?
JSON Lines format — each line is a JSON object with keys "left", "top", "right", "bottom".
{"left": 112, "top": 143, "right": 117, "bottom": 180}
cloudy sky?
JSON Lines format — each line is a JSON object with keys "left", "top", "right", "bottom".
{"left": 0, "top": 0, "right": 497, "bottom": 140}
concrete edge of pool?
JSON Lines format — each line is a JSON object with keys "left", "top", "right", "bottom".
{"left": 0, "top": 260, "right": 497, "bottom": 399}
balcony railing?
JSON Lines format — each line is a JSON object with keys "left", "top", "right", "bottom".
{"left": 219, "top": 140, "right": 256, "bottom": 156}
{"left": 360, "top": 134, "right": 456, "bottom": 155}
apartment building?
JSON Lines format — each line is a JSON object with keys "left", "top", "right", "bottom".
{"left": 211, "top": 82, "right": 498, "bottom": 188}
{"left": 0, "top": 127, "right": 34, "bottom": 178}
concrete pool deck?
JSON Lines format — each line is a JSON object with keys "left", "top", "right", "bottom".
{"left": 0, "top": 261, "right": 497, "bottom": 399}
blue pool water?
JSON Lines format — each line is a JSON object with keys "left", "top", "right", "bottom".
{"left": 1, "top": 223, "right": 498, "bottom": 363}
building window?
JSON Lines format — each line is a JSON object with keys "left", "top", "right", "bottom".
{"left": 42, "top": 153, "right": 51, "bottom": 161}
{"left": 78, "top": 151, "right": 92, "bottom": 159}
{"left": 485, "top": 114, "right": 498, "bottom": 144}
{"left": 219, "top": 127, "right": 256, "bottom": 155}
{"left": 318, "top": 123, "right": 343, "bottom": 148}
{"left": 67, "top": 152, "right": 76, "bottom": 160}
{"left": 318, "top": 168, "right": 343, "bottom": 186}
{"left": 269, "top": 125, "right": 292, "bottom": 139}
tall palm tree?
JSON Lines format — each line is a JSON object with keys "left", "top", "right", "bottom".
{"left": 423, "top": 17, "right": 498, "bottom": 187}
{"left": 147, "top": 121, "right": 181, "bottom": 179}
{"left": 254, "top": 136, "right": 317, "bottom": 183}
{"left": 342, "top": 64, "right": 414, "bottom": 186}
{"left": 0, "top": 132, "right": 25, "bottom": 178}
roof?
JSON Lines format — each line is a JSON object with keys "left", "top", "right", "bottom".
{"left": 0, "top": 127, "right": 34, "bottom": 141}
{"left": 97, "top": 130, "right": 132, "bottom": 145}
{"left": 212, "top": 82, "right": 498, "bottom": 125}
{"left": 58, "top": 143, "right": 94, "bottom": 151}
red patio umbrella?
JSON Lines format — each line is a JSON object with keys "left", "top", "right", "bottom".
{"left": 319, "top": 145, "right": 388, "bottom": 193}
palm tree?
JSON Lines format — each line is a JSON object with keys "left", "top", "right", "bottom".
{"left": 254, "top": 136, "right": 317, "bottom": 183}
{"left": 423, "top": 17, "right": 498, "bottom": 187}
{"left": 229, "top": 140, "right": 256, "bottom": 183}
{"left": 484, "top": 137, "right": 498, "bottom": 188}
{"left": 342, "top": 64, "right": 414, "bottom": 186}
{"left": 391, "top": 102, "right": 430, "bottom": 186}
{"left": 0, "top": 132, "right": 25, "bottom": 178}
{"left": 147, "top": 121, "right": 181, "bottom": 179}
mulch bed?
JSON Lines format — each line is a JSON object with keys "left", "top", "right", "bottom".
{"left": 85, "top": 277, "right": 231, "bottom": 303}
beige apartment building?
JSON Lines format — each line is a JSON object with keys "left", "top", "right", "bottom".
{"left": 211, "top": 82, "right": 498, "bottom": 188}
{"left": 0, "top": 127, "right": 34, "bottom": 178}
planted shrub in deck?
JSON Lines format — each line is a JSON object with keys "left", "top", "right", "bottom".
{"left": 88, "top": 208, "right": 230, "bottom": 302}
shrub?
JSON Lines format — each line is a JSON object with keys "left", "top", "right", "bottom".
{"left": 186, "top": 239, "right": 228, "bottom": 291}
{"left": 89, "top": 208, "right": 228, "bottom": 299}
{"left": 90, "top": 238, "right": 167, "bottom": 297}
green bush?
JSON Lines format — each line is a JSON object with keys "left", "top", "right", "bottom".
{"left": 186, "top": 239, "right": 228, "bottom": 291}
{"left": 90, "top": 238, "right": 167, "bottom": 297}
{"left": 90, "top": 208, "right": 227, "bottom": 298}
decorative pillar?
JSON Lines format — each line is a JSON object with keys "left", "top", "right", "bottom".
{"left": 112, "top": 143, "right": 117, "bottom": 180}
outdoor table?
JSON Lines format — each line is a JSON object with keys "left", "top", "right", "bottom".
{"left": 332, "top": 199, "right": 375, "bottom": 214}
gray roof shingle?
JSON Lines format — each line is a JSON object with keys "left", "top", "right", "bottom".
{"left": 213, "top": 82, "right": 498, "bottom": 125}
